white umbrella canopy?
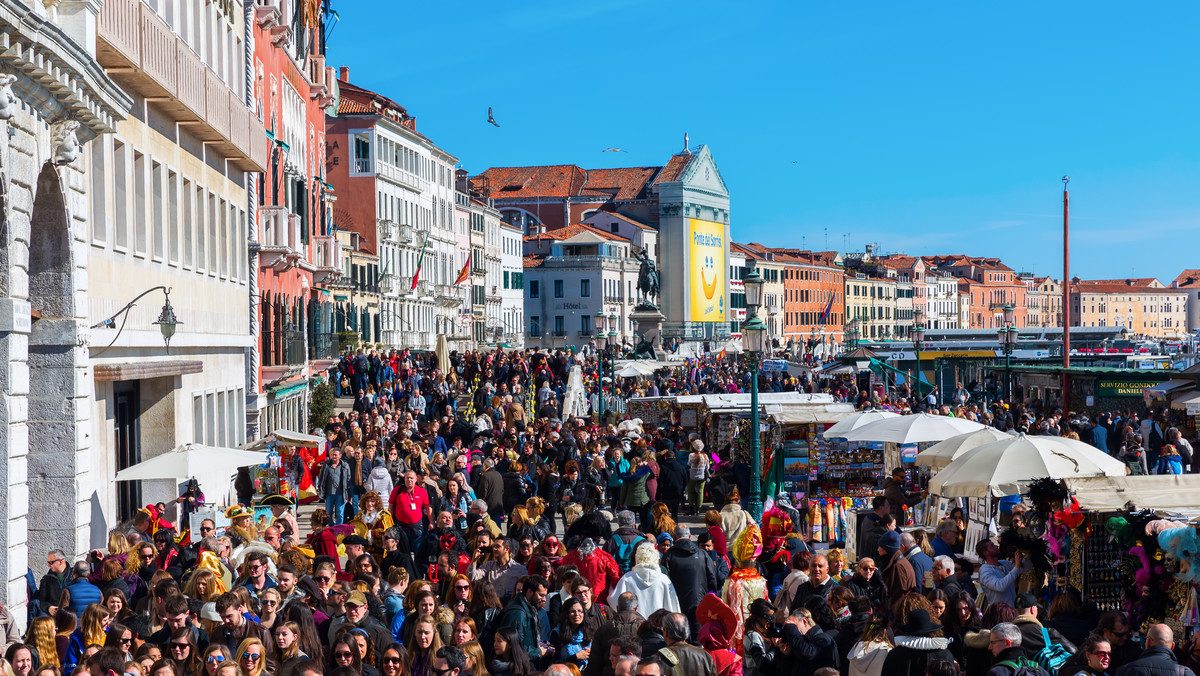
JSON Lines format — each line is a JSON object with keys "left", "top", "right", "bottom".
{"left": 915, "top": 427, "right": 1016, "bottom": 469}
{"left": 823, "top": 409, "right": 901, "bottom": 439}
{"left": 436, "top": 334, "right": 451, "bottom": 374}
{"left": 838, "top": 413, "right": 988, "bottom": 444}
{"left": 115, "top": 443, "right": 271, "bottom": 503}
{"left": 928, "top": 434, "right": 1128, "bottom": 498}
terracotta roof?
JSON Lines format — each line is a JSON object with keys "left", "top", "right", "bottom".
{"left": 580, "top": 167, "right": 659, "bottom": 200}
{"left": 587, "top": 211, "right": 654, "bottom": 230}
{"left": 335, "top": 80, "right": 415, "bottom": 129}
{"left": 470, "top": 165, "right": 586, "bottom": 200}
{"left": 521, "top": 222, "right": 629, "bottom": 243}
{"left": 1173, "top": 270, "right": 1200, "bottom": 289}
{"left": 1071, "top": 281, "right": 1184, "bottom": 294}
{"left": 1082, "top": 277, "right": 1163, "bottom": 288}
{"left": 523, "top": 255, "right": 546, "bottom": 269}
{"left": 337, "top": 98, "right": 374, "bottom": 115}
{"left": 653, "top": 153, "right": 693, "bottom": 184}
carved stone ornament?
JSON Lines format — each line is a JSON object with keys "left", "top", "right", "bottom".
{"left": 0, "top": 73, "right": 18, "bottom": 121}
{"left": 52, "top": 120, "right": 81, "bottom": 165}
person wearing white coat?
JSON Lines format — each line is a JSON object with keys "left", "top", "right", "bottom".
{"left": 365, "top": 456, "right": 394, "bottom": 498}
{"left": 607, "top": 542, "right": 680, "bottom": 617}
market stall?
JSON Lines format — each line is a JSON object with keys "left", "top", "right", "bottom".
{"left": 241, "top": 429, "right": 325, "bottom": 504}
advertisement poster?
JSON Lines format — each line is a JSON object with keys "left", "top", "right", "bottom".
{"left": 781, "top": 437, "right": 810, "bottom": 495}
{"left": 688, "top": 218, "right": 726, "bottom": 322}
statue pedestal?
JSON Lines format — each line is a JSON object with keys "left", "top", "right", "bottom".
{"left": 630, "top": 306, "right": 666, "bottom": 360}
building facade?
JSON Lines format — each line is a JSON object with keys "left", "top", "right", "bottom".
{"left": 1171, "top": 270, "right": 1200, "bottom": 334}
{"left": 325, "top": 69, "right": 461, "bottom": 352}
{"left": 925, "top": 255, "right": 1027, "bottom": 328}
{"left": 88, "top": 0, "right": 267, "bottom": 556}
{"left": 1070, "top": 278, "right": 1187, "bottom": 339}
{"left": 499, "top": 219, "right": 524, "bottom": 346}
{"left": 248, "top": 0, "right": 339, "bottom": 438}
{"left": 1022, "top": 275, "right": 1063, "bottom": 329}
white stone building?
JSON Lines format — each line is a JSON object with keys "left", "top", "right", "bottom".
{"left": 500, "top": 219, "right": 524, "bottom": 347}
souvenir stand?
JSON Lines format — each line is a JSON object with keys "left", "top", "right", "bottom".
{"left": 242, "top": 429, "right": 324, "bottom": 515}
{"left": 1061, "top": 474, "right": 1200, "bottom": 631}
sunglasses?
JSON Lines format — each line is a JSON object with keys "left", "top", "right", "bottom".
{"left": 383, "top": 657, "right": 402, "bottom": 665}
{"left": 171, "top": 643, "right": 191, "bottom": 650}
{"left": 261, "top": 600, "right": 278, "bottom": 606}
{"left": 314, "top": 576, "right": 331, "bottom": 583}
{"left": 334, "top": 652, "right": 354, "bottom": 659}
{"left": 242, "top": 653, "right": 262, "bottom": 662}
{"left": 1090, "top": 651, "right": 1111, "bottom": 658}
{"left": 454, "top": 584, "right": 470, "bottom": 590}
{"left": 205, "top": 657, "right": 225, "bottom": 664}
{"left": 120, "top": 637, "right": 133, "bottom": 645}
{"left": 200, "top": 527, "right": 214, "bottom": 533}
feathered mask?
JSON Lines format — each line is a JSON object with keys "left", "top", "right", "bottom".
{"left": 732, "top": 524, "right": 764, "bottom": 564}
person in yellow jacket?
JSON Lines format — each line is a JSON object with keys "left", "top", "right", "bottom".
{"left": 349, "top": 490, "right": 395, "bottom": 560}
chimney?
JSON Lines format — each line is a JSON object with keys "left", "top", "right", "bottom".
{"left": 338, "top": 66, "right": 349, "bottom": 83}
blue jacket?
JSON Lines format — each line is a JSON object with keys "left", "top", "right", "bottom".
{"left": 496, "top": 594, "right": 543, "bottom": 664}
{"left": 65, "top": 579, "right": 102, "bottom": 617}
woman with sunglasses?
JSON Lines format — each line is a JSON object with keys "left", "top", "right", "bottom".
{"left": 328, "top": 637, "right": 363, "bottom": 675}
{"left": 103, "top": 623, "right": 136, "bottom": 661}
{"left": 341, "top": 627, "right": 378, "bottom": 676}
{"left": 379, "top": 644, "right": 408, "bottom": 676}
{"left": 257, "top": 589, "right": 282, "bottom": 631}
{"left": 170, "top": 627, "right": 203, "bottom": 676}
{"left": 272, "top": 622, "right": 307, "bottom": 676}
{"left": 1074, "top": 633, "right": 1111, "bottom": 676}
{"left": 235, "top": 637, "right": 267, "bottom": 676}
{"left": 199, "top": 645, "right": 231, "bottom": 676}
{"left": 441, "top": 575, "right": 472, "bottom": 625}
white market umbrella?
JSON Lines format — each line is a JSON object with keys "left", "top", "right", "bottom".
{"left": 115, "top": 443, "right": 271, "bottom": 504}
{"left": 823, "top": 409, "right": 901, "bottom": 439}
{"left": 563, "top": 365, "right": 589, "bottom": 419}
{"left": 616, "top": 364, "right": 646, "bottom": 378}
{"left": 436, "top": 334, "right": 451, "bottom": 374}
{"left": 838, "top": 413, "right": 987, "bottom": 444}
{"left": 915, "top": 427, "right": 1016, "bottom": 469}
{"left": 928, "top": 434, "right": 1128, "bottom": 498}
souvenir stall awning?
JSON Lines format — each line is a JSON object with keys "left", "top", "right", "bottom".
{"left": 928, "top": 434, "right": 1126, "bottom": 498}
{"left": 823, "top": 409, "right": 900, "bottom": 439}
{"left": 765, "top": 402, "right": 855, "bottom": 424}
{"left": 672, "top": 392, "right": 837, "bottom": 408}
{"left": 1064, "top": 474, "right": 1200, "bottom": 515}
{"left": 240, "top": 429, "right": 323, "bottom": 451}
{"left": 115, "top": 443, "right": 271, "bottom": 504}
{"left": 1171, "top": 390, "right": 1200, "bottom": 411}
{"left": 838, "top": 413, "right": 987, "bottom": 444}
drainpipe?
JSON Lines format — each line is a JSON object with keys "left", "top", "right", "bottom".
{"left": 244, "top": 0, "right": 261, "bottom": 441}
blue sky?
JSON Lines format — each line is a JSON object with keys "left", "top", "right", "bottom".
{"left": 329, "top": 1, "right": 1199, "bottom": 282}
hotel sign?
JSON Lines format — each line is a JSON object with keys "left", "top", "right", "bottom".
{"left": 1097, "top": 380, "right": 1162, "bottom": 397}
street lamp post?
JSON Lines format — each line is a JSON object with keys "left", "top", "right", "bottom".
{"left": 911, "top": 308, "right": 926, "bottom": 401}
{"left": 595, "top": 311, "right": 607, "bottom": 421}
{"left": 998, "top": 304, "right": 1018, "bottom": 402}
{"left": 742, "top": 270, "right": 766, "bottom": 521}
{"left": 846, "top": 318, "right": 861, "bottom": 352}
{"left": 607, "top": 312, "right": 618, "bottom": 407}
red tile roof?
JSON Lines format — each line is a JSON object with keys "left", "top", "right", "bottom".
{"left": 335, "top": 80, "right": 417, "bottom": 130}
{"left": 1173, "top": 270, "right": 1200, "bottom": 289}
{"left": 590, "top": 211, "right": 654, "bottom": 230}
{"left": 523, "top": 255, "right": 546, "bottom": 269}
{"left": 1072, "top": 281, "right": 1182, "bottom": 294}
{"left": 1083, "top": 277, "right": 1163, "bottom": 288}
{"left": 521, "top": 222, "right": 629, "bottom": 243}
{"left": 471, "top": 165, "right": 587, "bottom": 200}
{"left": 654, "top": 153, "right": 693, "bottom": 184}
{"left": 581, "top": 167, "right": 659, "bottom": 200}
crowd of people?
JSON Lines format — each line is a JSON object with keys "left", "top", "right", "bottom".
{"left": 5, "top": 345, "right": 1197, "bottom": 676}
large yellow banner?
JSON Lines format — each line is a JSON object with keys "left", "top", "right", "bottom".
{"left": 688, "top": 218, "right": 725, "bottom": 322}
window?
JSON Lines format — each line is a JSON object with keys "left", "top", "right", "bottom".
{"left": 503, "top": 271, "right": 510, "bottom": 289}
{"left": 151, "top": 161, "right": 164, "bottom": 259}
{"left": 353, "top": 133, "right": 371, "bottom": 173}
{"left": 208, "top": 193, "right": 218, "bottom": 276}
{"left": 554, "top": 315, "right": 565, "bottom": 336}
{"left": 91, "top": 138, "right": 106, "bottom": 243}
{"left": 529, "top": 316, "right": 541, "bottom": 336}
{"left": 580, "top": 279, "right": 590, "bottom": 297}
{"left": 133, "top": 151, "right": 147, "bottom": 255}
{"left": 167, "top": 171, "right": 179, "bottom": 264}
{"left": 554, "top": 280, "right": 564, "bottom": 298}
{"left": 113, "top": 141, "right": 128, "bottom": 249}
{"left": 580, "top": 315, "right": 592, "bottom": 335}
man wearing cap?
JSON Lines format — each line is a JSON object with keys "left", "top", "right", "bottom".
{"left": 388, "top": 470, "right": 432, "bottom": 553}
{"left": 1012, "top": 592, "right": 1075, "bottom": 661}
{"left": 337, "top": 534, "right": 370, "bottom": 580}
{"left": 878, "top": 530, "right": 916, "bottom": 610}
{"left": 330, "top": 590, "right": 391, "bottom": 662}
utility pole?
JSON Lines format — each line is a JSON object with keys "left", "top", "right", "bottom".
{"left": 1062, "top": 176, "right": 1070, "bottom": 416}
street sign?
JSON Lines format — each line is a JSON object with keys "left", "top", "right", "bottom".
{"left": 762, "top": 359, "right": 788, "bottom": 373}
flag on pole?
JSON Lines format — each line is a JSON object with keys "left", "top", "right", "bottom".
{"left": 818, "top": 291, "right": 835, "bottom": 324}
{"left": 717, "top": 348, "right": 727, "bottom": 360}
{"left": 454, "top": 255, "right": 470, "bottom": 286}
{"left": 411, "top": 232, "right": 429, "bottom": 291}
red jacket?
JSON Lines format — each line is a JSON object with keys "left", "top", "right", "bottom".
{"left": 560, "top": 548, "right": 620, "bottom": 601}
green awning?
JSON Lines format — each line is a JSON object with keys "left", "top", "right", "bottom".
{"left": 267, "top": 378, "right": 308, "bottom": 399}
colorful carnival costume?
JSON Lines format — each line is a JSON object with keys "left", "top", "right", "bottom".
{"left": 721, "top": 524, "right": 768, "bottom": 652}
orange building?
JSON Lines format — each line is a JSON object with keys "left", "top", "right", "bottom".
{"left": 736, "top": 243, "right": 845, "bottom": 348}
{"left": 924, "top": 256, "right": 1027, "bottom": 329}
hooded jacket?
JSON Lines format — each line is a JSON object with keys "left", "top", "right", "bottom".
{"left": 662, "top": 538, "right": 718, "bottom": 614}
{"left": 881, "top": 636, "right": 954, "bottom": 676}
{"left": 847, "top": 639, "right": 892, "bottom": 676}
{"left": 561, "top": 546, "right": 621, "bottom": 602}
{"left": 365, "top": 461, "right": 393, "bottom": 498}
{"left": 607, "top": 547, "right": 680, "bottom": 617}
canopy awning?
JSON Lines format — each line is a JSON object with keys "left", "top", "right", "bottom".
{"left": 1145, "top": 379, "right": 1195, "bottom": 397}
{"left": 1065, "top": 474, "right": 1200, "bottom": 515}
{"left": 241, "top": 429, "right": 324, "bottom": 450}
{"left": 766, "top": 403, "right": 856, "bottom": 425}
{"left": 1171, "top": 390, "right": 1200, "bottom": 411}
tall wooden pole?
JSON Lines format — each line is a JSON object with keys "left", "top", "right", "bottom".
{"left": 1062, "top": 176, "right": 1071, "bottom": 416}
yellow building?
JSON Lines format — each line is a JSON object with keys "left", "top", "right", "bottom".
{"left": 845, "top": 273, "right": 898, "bottom": 341}
{"left": 1069, "top": 279, "right": 1188, "bottom": 339}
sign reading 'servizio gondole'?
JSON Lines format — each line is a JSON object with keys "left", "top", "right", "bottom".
{"left": 1097, "top": 380, "right": 1163, "bottom": 397}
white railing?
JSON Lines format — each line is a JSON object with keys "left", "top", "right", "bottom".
{"left": 260, "top": 206, "right": 290, "bottom": 248}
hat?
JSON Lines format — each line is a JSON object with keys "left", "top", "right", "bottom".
{"left": 1015, "top": 592, "right": 1039, "bottom": 610}
{"left": 878, "top": 530, "right": 902, "bottom": 554}
{"left": 656, "top": 533, "right": 674, "bottom": 544}
{"left": 415, "top": 466, "right": 428, "bottom": 475}
{"left": 344, "top": 591, "right": 368, "bottom": 608}
{"left": 258, "top": 495, "right": 294, "bottom": 507}
{"left": 691, "top": 439, "right": 705, "bottom": 452}
{"left": 342, "top": 534, "right": 369, "bottom": 547}
{"left": 224, "top": 505, "right": 253, "bottom": 520}
{"left": 897, "top": 609, "right": 942, "bottom": 636}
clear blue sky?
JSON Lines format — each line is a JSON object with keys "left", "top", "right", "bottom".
{"left": 329, "top": 1, "right": 1199, "bottom": 282}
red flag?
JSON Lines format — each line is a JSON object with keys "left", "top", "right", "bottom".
{"left": 454, "top": 255, "right": 470, "bottom": 286}
{"left": 411, "top": 232, "right": 429, "bottom": 290}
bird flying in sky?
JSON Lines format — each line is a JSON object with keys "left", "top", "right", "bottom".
{"left": 602, "top": 148, "right": 626, "bottom": 153}
{"left": 487, "top": 107, "right": 499, "bottom": 127}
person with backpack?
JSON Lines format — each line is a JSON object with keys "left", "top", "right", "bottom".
{"left": 1012, "top": 593, "right": 1075, "bottom": 673}
{"left": 987, "top": 622, "right": 1051, "bottom": 676}
{"left": 604, "top": 511, "right": 646, "bottom": 575}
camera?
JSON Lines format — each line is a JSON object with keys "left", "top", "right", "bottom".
{"left": 767, "top": 624, "right": 786, "bottom": 638}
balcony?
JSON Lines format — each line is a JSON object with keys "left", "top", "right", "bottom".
{"left": 379, "top": 219, "right": 398, "bottom": 242}
{"left": 257, "top": 206, "right": 304, "bottom": 269}
{"left": 97, "top": 0, "right": 266, "bottom": 172}
{"left": 553, "top": 330, "right": 568, "bottom": 338}
{"left": 398, "top": 223, "right": 416, "bottom": 244}
{"left": 436, "top": 284, "right": 465, "bottom": 307}
{"left": 261, "top": 329, "right": 307, "bottom": 368}
{"left": 416, "top": 280, "right": 434, "bottom": 299}
{"left": 312, "top": 235, "right": 342, "bottom": 284}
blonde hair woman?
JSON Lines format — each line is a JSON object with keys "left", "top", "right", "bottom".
{"left": 183, "top": 569, "right": 219, "bottom": 604}
{"left": 25, "top": 617, "right": 59, "bottom": 669}
{"left": 234, "top": 638, "right": 266, "bottom": 676}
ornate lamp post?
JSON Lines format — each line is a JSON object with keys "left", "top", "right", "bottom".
{"left": 742, "top": 270, "right": 766, "bottom": 521}
{"left": 607, "top": 312, "right": 618, "bottom": 405}
{"left": 911, "top": 308, "right": 927, "bottom": 399}
{"left": 845, "top": 318, "right": 861, "bottom": 352}
{"left": 998, "top": 304, "right": 1019, "bottom": 402}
